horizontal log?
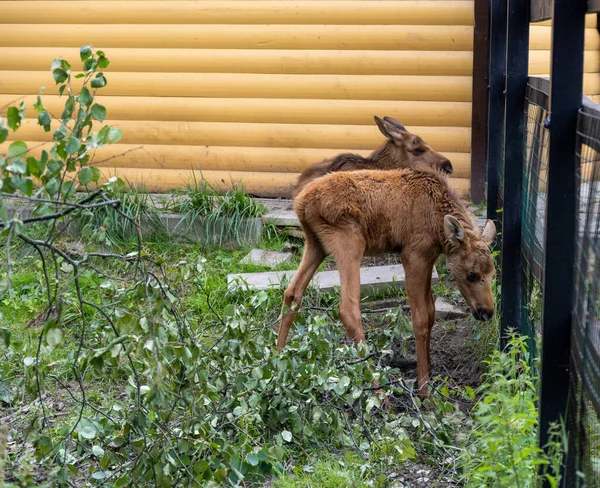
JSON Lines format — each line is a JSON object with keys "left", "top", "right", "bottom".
{"left": 0, "top": 71, "right": 474, "bottom": 102}
{"left": 0, "top": 47, "right": 475, "bottom": 76}
{"left": 7, "top": 120, "right": 472, "bottom": 152}
{"left": 1, "top": 47, "right": 596, "bottom": 77}
{"left": 530, "top": 50, "right": 600, "bottom": 74}
{"left": 538, "top": 13, "right": 598, "bottom": 28}
{"left": 536, "top": 73, "right": 600, "bottom": 96}
{"left": 0, "top": 1, "right": 475, "bottom": 25}
{"left": 0, "top": 140, "right": 471, "bottom": 176}
{"left": 0, "top": 25, "right": 594, "bottom": 51}
{"left": 94, "top": 167, "right": 471, "bottom": 197}
{"left": 0, "top": 96, "right": 473, "bottom": 127}
{"left": 0, "top": 24, "right": 475, "bottom": 51}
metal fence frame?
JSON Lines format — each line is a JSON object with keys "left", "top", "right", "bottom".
{"left": 483, "top": 0, "right": 599, "bottom": 485}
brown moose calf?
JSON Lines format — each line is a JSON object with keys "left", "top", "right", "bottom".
{"left": 291, "top": 116, "right": 453, "bottom": 199}
{"left": 278, "top": 168, "right": 496, "bottom": 397}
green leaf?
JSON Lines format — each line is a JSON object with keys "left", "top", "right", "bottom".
{"left": 11, "top": 176, "right": 33, "bottom": 196}
{"left": 83, "top": 58, "right": 98, "bottom": 72}
{"left": 78, "top": 87, "right": 93, "bottom": 107}
{"left": 58, "top": 85, "right": 66, "bottom": 97}
{"left": 46, "top": 177, "right": 59, "bottom": 196}
{"left": 46, "top": 328, "right": 63, "bottom": 347}
{"left": 36, "top": 436, "right": 53, "bottom": 455}
{"left": 281, "top": 430, "right": 292, "bottom": 442}
{"left": 78, "top": 166, "right": 100, "bottom": 186}
{"left": 92, "top": 445, "right": 105, "bottom": 458}
{"left": 46, "top": 159, "right": 62, "bottom": 176}
{"left": 246, "top": 453, "right": 259, "bottom": 467}
{"left": 77, "top": 419, "right": 97, "bottom": 439}
{"left": 0, "top": 123, "right": 8, "bottom": 144}
{"left": 97, "top": 125, "right": 110, "bottom": 144}
{"left": 90, "top": 104, "right": 107, "bottom": 122}
{"left": 62, "top": 181, "right": 76, "bottom": 198}
{"left": 108, "top": 127, "right": 122, "bottom": 144}
{"left": 98, "top": 56, "right": 110, "bottom": 69}
{"left": 194, "top": 460, "right": 209, "bottom": 474}
{"left": 91, "top": 73, "right": 107, "bottom": 89}
{"left": 34, "top": 95, "right": 44, "bottom": 113}
{"left": 0, "top": 327, "right": 10, "bottom": 348}
{"left": 80, "top": 45, "right": 93, "bottom": 61}
{"left": 65, "top": 135, "right": 81, "bottom": 155}
{"left": 50, "top": 59, "right": 63, "bottom": 71}
{"left": 27, "top": 156, "right": 45, "bottom": 177}
{"left": 251, "top": 367, "right": 263, "bottom": 380}
{"left": 53, "top": 124, "right": 68, "bottom": 141}
{"left": 6, "top": 159, "right": 26, "bottom": 174}
{"left": 61, "top": 96, "right": 75, "bottom": 122}
{"left": 53, "top": 68, "right": 68, "bottom": 84}
{"left": 7, "top": 141, "right": 27, "bottom": 159}
{"left": 38, "top": 111, "right": 52, "bottom": 132}
{"left": 7, "top": 107, "right": 22, "bottom": 131}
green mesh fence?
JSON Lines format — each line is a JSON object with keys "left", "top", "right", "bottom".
{"left": 568, "top": 101, "right": 600, "bottom": 487}
{"left": 520, "top": 78, "right": 550, "bottom": 363}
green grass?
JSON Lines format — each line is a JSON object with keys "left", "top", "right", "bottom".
{"left": 73, "top": 180, "right": 165, "bottom": 245}
{"left": 459, "top": 332, "right": 564, "bottom": 487}
{"left": 165, "top": 174, "right": 267, "bottom": 248}
{"left": 272, "top": 454, "right": 369, "bottom": 488}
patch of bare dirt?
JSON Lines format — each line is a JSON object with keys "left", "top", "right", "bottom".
{"left": 383, "top": 318, "right": 483, "bottom": 390}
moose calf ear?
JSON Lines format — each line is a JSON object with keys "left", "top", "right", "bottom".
{"left": 444, "top": 215, "right": 465, "bottom": 244}
{"left": 383, "top": 116, "right": 406, "bottom": 132}
{"left": 374, "top": 115, "right": 391, "bottom": 138}
{"left": 374, "top": 115, "right": 405, "bottom": 141}
{"left": 481, "top": 219, "right": 497, "bottom": 244}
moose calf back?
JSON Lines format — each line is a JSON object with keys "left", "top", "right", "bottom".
{"left": 295, "top": 169, "right": 452, "bottom": 255}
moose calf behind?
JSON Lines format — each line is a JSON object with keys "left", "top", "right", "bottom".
{"left": 291, "top": 116, "right": 453, "bottom": 199}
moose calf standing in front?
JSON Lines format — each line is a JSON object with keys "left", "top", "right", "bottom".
{"left": 278, "top": 169, "right": 496, "bottom": 396}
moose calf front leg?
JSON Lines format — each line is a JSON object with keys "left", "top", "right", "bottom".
{"left": 412, "top": 307, "right": 432, "bottom": 398}
{"left": 403, "top": 258, "right": 435, "bottom": 398}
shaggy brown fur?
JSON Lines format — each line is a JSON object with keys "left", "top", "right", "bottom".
{"left": 291, "top": 116, "right": 453, "bottom": 199}
{"left": 278, "top": 169, "right": 497, "bottom": 397}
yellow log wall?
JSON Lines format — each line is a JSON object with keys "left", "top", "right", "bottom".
{"left": 0, "top": 2, "right": 599, "bottom": 197}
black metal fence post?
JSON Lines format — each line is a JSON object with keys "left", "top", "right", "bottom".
{"left": 486, "top": 0, "right": 508, "bottom": 224}
{"left": 538, "top": 0, "right": 587, "bottom": 482}
{"left": 470, "top": 0, "right": 491, "bottom": 205}
{"left": 498, "top": 0, "right": 529, "bottom": 348}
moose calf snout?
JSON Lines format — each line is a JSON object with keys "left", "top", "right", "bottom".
{"left": 473, "top": 308, "right": 494, "bottom": 322}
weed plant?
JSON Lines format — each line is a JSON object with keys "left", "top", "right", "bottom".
{"left": 166, "top": 174, "right": 267, "bottom": 247}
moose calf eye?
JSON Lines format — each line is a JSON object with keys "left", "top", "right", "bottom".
{"left": 413, "top": 148, "right": 425, "bottom": 155}
{"left": 467, "top": 272, "right": 480, "bottom": 283}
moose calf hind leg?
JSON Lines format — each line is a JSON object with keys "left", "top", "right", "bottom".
{"left": 277, "top": 229, "right": 325, "bottom": 349}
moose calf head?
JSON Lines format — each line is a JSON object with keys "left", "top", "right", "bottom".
{"left": 443, "top": 216, "right": 497, "bottom": 321}
{"left": 374, "top": 115, "right": 454, "bottom": 177}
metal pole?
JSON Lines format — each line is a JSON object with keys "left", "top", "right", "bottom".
{"left": 498, "top": 0, "right": 529, "bottom": 347}
{"left": 470, "top": 0, "right": 491, "bottom": 205}
{"left": 486, "top": 0, "right": 507, "bottom": 223}
{"left": 538, "top": 0, "right": 586, "bottom": 485}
